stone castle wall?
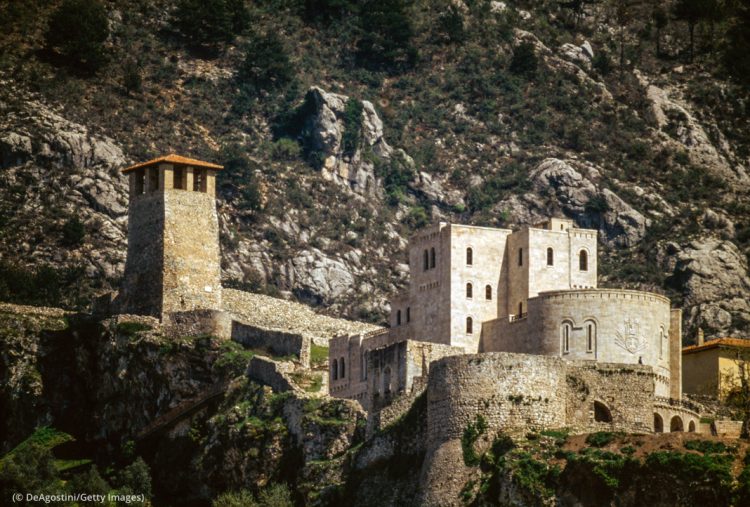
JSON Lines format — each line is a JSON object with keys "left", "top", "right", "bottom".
{"left": 425, "top": 353, "right": 656, "bottom": 444}
{"left": 482, "top": 289, "right": 674, "bottom": 397}
{"left": 232, "top": 321, "right": 311, "bottom": 367}
{"left": 329, "top": 329, "right": 460, "bottom": 411}
{"left": 419, "top": 352, "right": 657, "bottom": 506}
{"left": 164, "top": 309, "right": 231, "bottom": 339}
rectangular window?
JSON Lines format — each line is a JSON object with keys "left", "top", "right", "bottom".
{"left": 518, "top": 248, "right": 523, "bottom": 266}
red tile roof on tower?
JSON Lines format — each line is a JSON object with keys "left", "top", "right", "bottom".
{"left": 682, "top": 337, "right": 750, "bottom": 355}
{"left": 122, "top": 154, "right": 223, "bottom": 173}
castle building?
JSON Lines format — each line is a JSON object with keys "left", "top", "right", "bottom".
{"left": 117, "top": 154, "right": 223, "bottom": 320}
{"left": 330, "top": 219, "right": 695, "bottom": 433}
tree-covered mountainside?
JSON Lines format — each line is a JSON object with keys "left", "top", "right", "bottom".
{"left": 1, "top": 0, "right": 749, "bottom": 340}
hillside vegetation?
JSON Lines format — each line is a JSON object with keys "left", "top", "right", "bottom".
{"left": 0, "top": 0, "right": 749, "bottom": 339}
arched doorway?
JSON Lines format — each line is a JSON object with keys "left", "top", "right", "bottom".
{"left": 654, "top": 413, "right": 663, "bottom": 433}
{"left": 670, "top": 416, "right": 684, "bottom": 432}
{"left": 688, "top": 420, "right": 696, "bottom": 432}
{"left": 594, "top": 401, "right": 612, "bottom": 423}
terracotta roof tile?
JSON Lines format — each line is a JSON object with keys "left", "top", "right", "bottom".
{"left": 122, "top": 154, "right": 223, "bottom": 173}
{"left": 682, "top": 337, "right": 750, "bottom": 355}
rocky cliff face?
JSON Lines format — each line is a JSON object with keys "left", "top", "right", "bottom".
{"left": 1, "top": 0, "right": 749, "bottom": 340}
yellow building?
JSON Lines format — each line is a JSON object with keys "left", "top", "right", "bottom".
{"left": 682, "top": 338, "right": 750, "bottom": 398}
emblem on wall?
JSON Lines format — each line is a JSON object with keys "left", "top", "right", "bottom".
{"left": 615, "top": 317, "right": 647, "bottom": 354}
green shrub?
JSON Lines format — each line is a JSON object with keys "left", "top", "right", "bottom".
{"left": 405, "top": 206, "right": 429, "bottom": 229}
{"left": 310, "top": 343, "right": 329, "bottom": 367}
{"left": 355, "top": 0, "right": 417, "bottom": 73}
{"left": 237, "top": 31, "right": 295, "bottom": 96}
{"left": 269, "top": 138, "right": 301, "bottom": 161}
{"left": 376, "top": 153, "right": 415, "bottom": 205}
{"left": 114, "top": 458, "right": 152, "bottom": 506}
{"left": 122, "top": 58, "right": 142, "bottom": 95}
{"left": 44, "top": 0, "right": 109, "bottom": 72}
{"left": 174, "top": 0, "right": 249, "bottom": 48}
{"left": 684, "top": 439, "right": 731, "bottom": 455}
{"left": 466, "top": 163, "right": 529, "bottom": 213}
{"left": 61, "top": 217, "right": 85, "bottom": 247}
{"left": 437, "top": 4, "right": 466, "bottom": 43}
{"left": 214, "top": 490, "right": 256, "bottom": 507}
{"left": 342, "top": 98, "right": 364, "bottom": 157}
{"left": 509, "top": 42, "right": 538, "bottom": 77}
{"left": 461, "top": 414, "right": 488, "bottom": 466}
{"left": 585, "top": 431, "right": 616, "bottom": 448}
{"left": 66, "top": 466, "right": 109, "bottom": 497}
{"left": 592, "top": 52, "right": 612, "bottom": 76}
{"left": 116, "top": 321, "right": 152, "bottom": 336}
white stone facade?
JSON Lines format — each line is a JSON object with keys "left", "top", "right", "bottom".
{"left": 329, "top": 218, "right": 686, "bottom": 428}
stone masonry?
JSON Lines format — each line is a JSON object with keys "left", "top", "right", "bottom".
{"left": 117, "top": 155, "right": 223, "bottom": 319}
{"left": 330, "top": 218, "right": 702, "bottom": 442}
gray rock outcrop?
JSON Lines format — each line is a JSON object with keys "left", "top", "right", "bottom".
{"left": 0, "top": 91, "right": 129, "bottom": 296}
{"left": 526, "top": 158, "right": 649, "bottom": 247}
{"left": 301, "top": 86, "right": 393, "bottom": 194}
{"left": 664, "top": 239, "right": 750, "bottom": 338}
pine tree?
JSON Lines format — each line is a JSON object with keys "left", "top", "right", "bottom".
{"left": 673, "top": 0, "right": 710, "bottom": 62}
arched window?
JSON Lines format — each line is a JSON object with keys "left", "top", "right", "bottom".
{"left": 466, "top": 282, "right": 473, "bottom": 299}
{"left": 332, "top": 359, "right": 338, "bottom": 381}
{"left": 561, "top": 321, "right": 572, "bottom": 353}
{"left": 654, "top": 413, "right": 664, "bottom": 433}
{"left": 688, "top": 420, "right": 696, "bottom": 432}
{"left": 547, "top": 247, "right": 554, "bottom": 266}
{"left": 485, "top": 285, "right": 492, "bottom": 300}
{"left": 518, "top": 248, "right": 523, "bottom": 266}
{"left": 579, "top": 250, "right": 588, "bottom": 271}
{"left": 594, "top": 401, "right": 612, "bottom": 423}
{"left": 340, "top": 357, "right": 346, "bottom": 378}
{"left": 466, "top": 317, "right": 473, "bottom": 335}
{"left": 586, "top": 321, "right": 596, "bottom": 352}
{"left": 406, "top": 307, "right": 411, "bottom": 323}
{"left": 397, "top": 310, "right": 402, "bottom": 326}
{"left": 466, "top": 247, "right": 473, "bottom": 265}
{"left": 518, "top": 302, "right": 523, "bottom": 316}
{"left": 430, "top": 247, "right": 436, "bottom": 269}
{"left": 423, "top": 250, "right": 429, "bottom": 271}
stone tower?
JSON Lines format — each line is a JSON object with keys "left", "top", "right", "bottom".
{"left": 118, "top": 154, "right": 223, "bottom": 319}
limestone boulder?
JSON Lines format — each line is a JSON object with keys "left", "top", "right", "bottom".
{"left": 289, "top": 249, "right": 356, "bottom": 305}
{"left": 560, "top": 42, "right": 593, "bottom": 69}
{"left": 300, "top": 86, "right": 393, "bottom": 194}
{"left": 665, "top": 239, "right": 750, "bottom": 338}
{"left": 525, "top": 158, "right": 648, "bottom": 247}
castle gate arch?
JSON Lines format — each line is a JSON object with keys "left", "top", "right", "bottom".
{"left": 670, "top": 415, "right": 684, "bottom": 432}
{"left": 654, "top": 413, "right": 663, "bottom": 433}
{"left": 594, "top": 401, "right": 612, "bottom": 423}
